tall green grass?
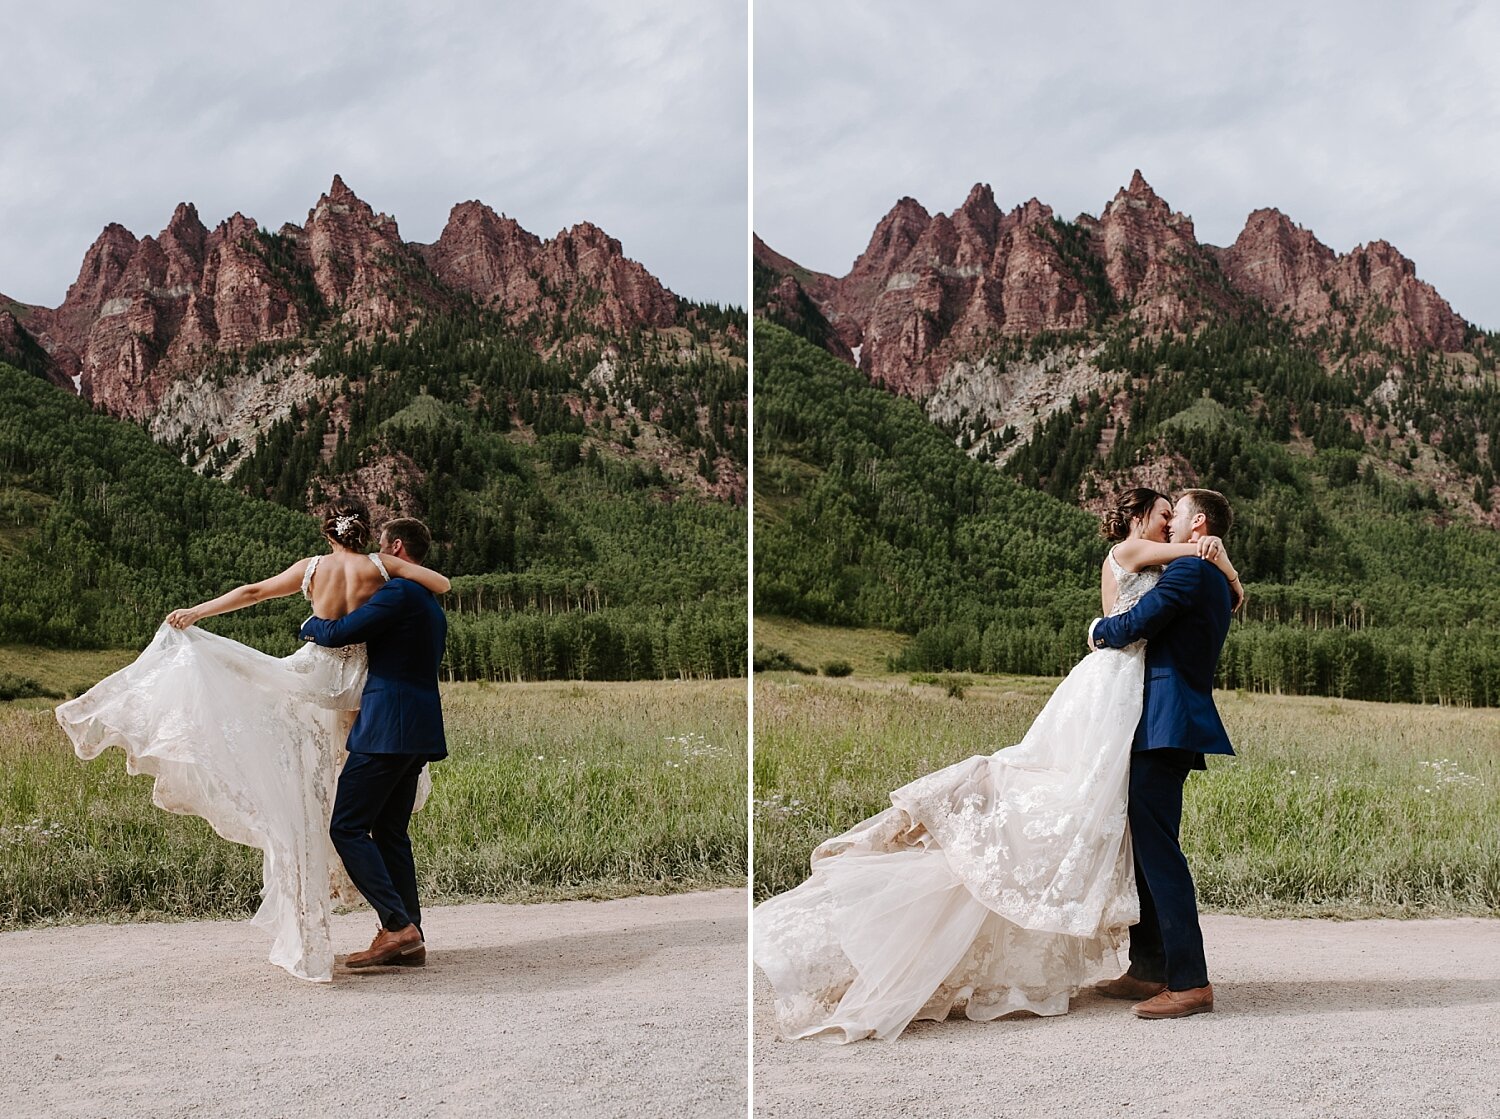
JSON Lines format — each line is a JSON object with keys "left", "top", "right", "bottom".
{"left": 0, "top": 679, "right": 746, "bottom": 928}
{"left": 754, "top": 675, "right": 1500, "bottom": 916}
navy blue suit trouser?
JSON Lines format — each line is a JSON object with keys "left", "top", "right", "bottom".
{"left": 1126, "top": 748, "right": 1210, "bottom": 991}
{"left": 330, "top": 752, "right": 428, "bottom": 933}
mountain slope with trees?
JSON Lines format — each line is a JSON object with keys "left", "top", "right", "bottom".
{"left": 0, "top": 180, "right": 747, "bottom": 683}
{"left": 754, "top": 321, "right": 1500, "bottom": 706}
{"left": 0, "top": 359, "right": 744, "bottom": 682}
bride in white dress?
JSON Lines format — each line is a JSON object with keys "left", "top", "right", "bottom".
{"left": 753, "top": 488, "right": 1241, "bottom": 1042}
{"left": 55, "top": 497, "right": 451, "bottom": 983}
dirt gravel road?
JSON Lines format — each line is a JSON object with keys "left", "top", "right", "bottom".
{"left": 3, "top": 889, "right": 746, "bottom": 1118}
{"left": 754, "top": 916, "right": 1500, "bottom": 1118}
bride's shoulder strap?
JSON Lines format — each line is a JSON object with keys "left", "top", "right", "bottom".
{"left": 1106, "top": 545, "right": 1126, "bottom": 579}
{"left": 368, "top": 553, "right": 390, "bottom": 582}
{"left": 300, "top": 555, "right": 321, "bottom": 601}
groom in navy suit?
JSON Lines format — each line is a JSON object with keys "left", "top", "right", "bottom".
{"left": 300, "top": 517, "right": 447, "bottom": 970}
{"left": 1086, "top": 489, "right": 1239, "bottom": 1019}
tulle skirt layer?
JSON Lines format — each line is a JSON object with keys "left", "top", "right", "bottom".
{"left": 754, "top": 645, "right": 1146, "bottom": 1041}
{"left": 57, "top": 625, "right": 376, "bottom": 982}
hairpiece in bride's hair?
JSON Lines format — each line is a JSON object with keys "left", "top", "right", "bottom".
{"left": 321, "top": 496, "right": 371, "bottom": 549}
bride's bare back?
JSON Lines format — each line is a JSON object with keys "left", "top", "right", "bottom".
{"left": 305, "top": 552, "right": 390, "bottom": 619}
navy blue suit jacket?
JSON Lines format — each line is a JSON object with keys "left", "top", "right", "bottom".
{"left": 299, "top": 578, "right": 447, "bottom": 758}
{"left": 1090, "top": 557, "right": 1234, "bottom": 758}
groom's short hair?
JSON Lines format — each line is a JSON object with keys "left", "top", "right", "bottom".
{"left": 382, "top": 517, "right": 432, "bottom": 562}
{"left": 1182, "top": 489, "right": 1233, "bottom": 538}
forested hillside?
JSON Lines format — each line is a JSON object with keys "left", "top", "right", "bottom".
{"left": 754, "top": 321, "right": 1500, "bottom": 706}
{"left": 755, "top": 320, "right": 1099, "bottom": 635}
{"left": 0, "top": 361, "right": 744, "bottom": 683}
{"left": 0, "top": 362, "right": 319, "bottom": 650}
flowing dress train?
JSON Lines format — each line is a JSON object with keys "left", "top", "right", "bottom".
{"left": 753, "top": 552, "right": 1158, "bottom": 1041}
{"left": 55, "top": 554, "right": 427, "bottom": 982}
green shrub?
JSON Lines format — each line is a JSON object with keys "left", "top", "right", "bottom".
{"left": 753, "top": 645, "right": 815, "bottom": 675}
{"left": 0, "top": 674, "right": 58, "bottom": 701}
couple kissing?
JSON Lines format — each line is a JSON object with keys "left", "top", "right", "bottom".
{"left": 755, "top": 488, "right": 1241, "bottom": 1041}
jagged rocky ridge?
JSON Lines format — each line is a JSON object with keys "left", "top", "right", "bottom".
{"left": 755, "top": 171, "right": 1473, "bottom": 396}
{"left": 757, "top": 171, "right": 1500, "bottom": 526}
{"left": 6, "top": 176, "right": 745, "bottom": 507}
{"left": 14, "top": 175, "right": 688, "bottom": 416}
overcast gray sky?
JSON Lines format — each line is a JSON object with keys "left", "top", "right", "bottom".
{"left": 755, "top": 0, "right": 1500, "bottom": 331}
{"left": 0, "top": 0, "right": 747, "bottom": 309}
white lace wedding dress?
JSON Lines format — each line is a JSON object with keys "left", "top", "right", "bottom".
{"left": 55, "top": 553, "right": 426, "bottom": 983}
{"left": 754, "top": 550, "right": 1158, "bottom": 1041}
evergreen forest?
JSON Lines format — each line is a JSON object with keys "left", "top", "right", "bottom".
{"left": 754, "top": 319, "right": 1500, "bottom": 706}
{"left": 0, "top": 310, "right": 747, "bottom": 685}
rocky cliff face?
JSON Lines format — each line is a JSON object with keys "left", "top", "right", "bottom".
{"left": 0, "top": 305, "right": 22, "bottom": 353}
{"left": 850, "top": 187, "right": 1105, "bottom": 394}
{"left": 299, "top": 176, "right": 449, "bottom": 332}
{"left": 419, "top": 201, "right": 544, "bottom": 309}
{"left": 419, "top": 202, "right": 678, "bottom": 334}
{"left": 756, "top": 171, "right": 1472, "bottom": 397}
{"left": 760, "top": 183, "right": 1106, "bottom": 394}
{"left": 19, "top": 177, "right": 683, "bottom": 420}
{"left": 1085, "top": 170, "right": 1241, "bottom": 329}
{"left": 752, "top": 235, "right": 838, "bottom": 305}
{"left": 1215, "top": 207, "right": 1468, "bottom": 352}
{"left": 752, "top": 236, "right": 850, "bottom": 362}
{"left": 0, "top": 298, "right": 52, "bottom": 382}
{"left": 27, "top": 201, "right": 321, "bottom": 415}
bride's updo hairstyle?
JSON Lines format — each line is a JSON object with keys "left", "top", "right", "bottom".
{"left": 319, "top": 495, "right": 373, "bottom": 551}
{"left": 1102, "top": 487, "right": 1169, "bottom": 542}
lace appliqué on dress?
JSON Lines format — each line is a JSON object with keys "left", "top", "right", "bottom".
{"left": 753, "top": 555, "right": 1161, "bottom": 1041}
{"left": 56, "top": 550, "right": 424, "bottom": 984}
{"left": 1107, "top": 546, "right": 1159, "bottom": 617}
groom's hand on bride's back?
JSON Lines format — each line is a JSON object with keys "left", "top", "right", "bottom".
{"left": 299, "top": 580, "right": 408, "bottom": 648}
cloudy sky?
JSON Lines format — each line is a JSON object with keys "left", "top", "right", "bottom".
{"left": 0, "top": 0, "right": 747, "bottom": 308}
{"left": 755, "top": 0, "right": 1500, "bottom": 330}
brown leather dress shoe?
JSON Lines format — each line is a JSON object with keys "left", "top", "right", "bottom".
{"left": 1094, "top": 974, "right": 1167, "bottom": 1000}
{"left": 1133, "top": 983, "right": 1214, "bottom": 1019}
{"left": 346, "top": 924, "right": 424, "bottom": 969}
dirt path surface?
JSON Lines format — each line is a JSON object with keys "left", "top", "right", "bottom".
{"left": 754, "top": 916, "right": 1500, "bottom": 1118}
{"left": 3, "top": 890, "right": 747, "bottom": 1118}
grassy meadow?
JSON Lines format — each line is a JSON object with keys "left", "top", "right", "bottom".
{"left": 754, "top": 615, "right": 907, "bottom": 676}
{"left": 0, "top": 646, "right": 137, "bottom": 700}
{"left": 754, "top": 663, "right": 1500, "bottom": 917}
{"left": 0, "top": 657, "right": 746, "bottom": 929}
